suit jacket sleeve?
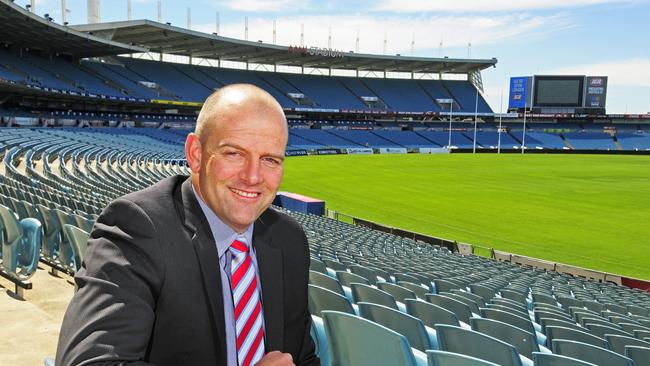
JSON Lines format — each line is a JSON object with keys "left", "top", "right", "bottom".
{"left": 55, "top": 198, "right": 165, "bottom": 366}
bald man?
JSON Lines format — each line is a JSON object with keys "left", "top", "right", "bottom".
{"left": 56, "top": 84, "right": 319, "bottom": 366}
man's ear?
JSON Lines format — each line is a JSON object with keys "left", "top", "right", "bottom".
{"left": 185, "top": 133, "right": 202, "bottom": 173}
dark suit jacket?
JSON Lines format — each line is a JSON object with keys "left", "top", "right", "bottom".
{"left": 56, "top": 175, "right": 319, "bottom": 366}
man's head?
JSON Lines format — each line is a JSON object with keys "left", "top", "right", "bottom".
{"left": 185, "top": 84, "right": 288, "bottom": 233}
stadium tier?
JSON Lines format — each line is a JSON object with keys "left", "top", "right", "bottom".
{"left": 0, "top": 49, "right": 492, "bottom": 113}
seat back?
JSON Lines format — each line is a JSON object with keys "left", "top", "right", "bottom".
{"left": 532, "top": 352, "right": 597, "bottom": 366}
{"left": 433, "top": 279, "right": 462, "bottom": 293}
{"left": 351, "top": 283, "right": 398, "bottom": 310}
{"left": 480, "top": 308, "right": 536, "bottom": 335}
{"left": 538, "top": 317, "right": 583, "bottom": 334}
{"left": 625, "top": 345, "right": 650, "bottom": 366}
{"left": 309, "top": 270, "right": 345, "bottom": 297}
{"left": 398, "top": 281, "right": 429, "bottom": 299}
{"left": 605, "top": 334, "right": 650, "bottom": 355}
{"left": 308, "top": 285, "right": 355, "bottom": 317}
{"left": 585, "top": 323, "right": 631, "bottom": 338}
{"left": 322, "top": 311, "right": 418, "bottom": 366}
{"left": 469, "top": 284, "right": 496, "bottom": 302}
{"left": 426, "top": 294, "right": 472, "bottom": 324}
{"left": 377, "top": 282, "right": 416, "bottom": 303}
{"left": 0, "top": 205, "right": 41, "bottom": 279}
{"left": 426, "top": 350, "right": 499, "bottom": 366}
{"left": 349, "top": 265, "right": 378, "bottom": 285}
{"left": 545, "top": 326, "right": 609, "bottom": 349}
{"left": 358, "top": 302, "right": 431, "bottom": 352}
{"left": 63, "top": 224, "right": 90, "bottom": 272}
{"left": 435, "top": 324, "right": 522, "bottom": 366}
{"left": 405, "top": 299, "right": 459, "bottom": 328}
{"left": 551, "top": 339, "right": 634, "bottom": 366}
{"left": 500, "top": 289, "right": 528, "bottom": 304}
{"left": 440, "top": 292, "right": 480, "bottom": 313}
{"left": 309, "top": 258, "right": 328, "bottom": 273}
{"left": 470, "top": 317, "right": 539, "bottom": 359}
{"left": 336, "top": 271, "right": 369, "bottom": 287}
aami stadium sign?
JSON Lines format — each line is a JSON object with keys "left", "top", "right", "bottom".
{"left": 288, "top": 45, "right": 344, "bottom": 58}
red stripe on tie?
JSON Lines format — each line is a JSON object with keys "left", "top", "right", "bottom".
{"left": 241, "top": 327, "right": 265, "bottom": 366}
{"left": 232, "top": 255, "right": 252, "bottom": 288}
{"left": 236, "top": 300, "right": 262, "bottom": 349}
{"left": 235, "top": 277, "right": 258, "bottom": 316}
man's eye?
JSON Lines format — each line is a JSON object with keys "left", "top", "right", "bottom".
{"left": 262, "top": 157, "right": 282, "bottom": 167}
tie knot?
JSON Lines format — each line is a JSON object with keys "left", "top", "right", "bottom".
{"left": 230, "top": 238, "right": 249, "bottom": 254}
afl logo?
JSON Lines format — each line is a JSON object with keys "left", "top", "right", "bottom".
{"left": 590, "top": 78, "right": 603, "bottom": 86}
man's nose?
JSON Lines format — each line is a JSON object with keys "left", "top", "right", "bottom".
{"left": 240, "top": 157, "right": 262, "bottom": 186}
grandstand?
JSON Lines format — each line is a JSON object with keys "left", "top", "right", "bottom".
{"left": 1, "top": 0, "right": 649, "bottom": 365}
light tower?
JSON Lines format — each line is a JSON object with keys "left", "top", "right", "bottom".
{"left": 87, "top": 0, "right": 100, "bottom": 23}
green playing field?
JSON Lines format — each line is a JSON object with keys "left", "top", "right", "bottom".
{"left": 280, "top": 153, "right": 650, "bottom": 280}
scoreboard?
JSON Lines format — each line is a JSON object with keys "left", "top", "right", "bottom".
{"left": 508, "top": 75, "right": 607, "bottom": 114}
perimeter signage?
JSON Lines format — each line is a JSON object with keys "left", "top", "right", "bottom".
{"left": 288, "top": 45, "right": 344, "bottom": 58}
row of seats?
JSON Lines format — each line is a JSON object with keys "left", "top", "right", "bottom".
{"left": 0, "top": 127, "right": 188, "bottom": 288}
{"left": 279, "top": 208, "right": 650, "bottom": 365}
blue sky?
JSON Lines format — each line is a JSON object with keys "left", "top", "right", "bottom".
{"left": 31, "top": 0, "right": 650, "bottom": 114}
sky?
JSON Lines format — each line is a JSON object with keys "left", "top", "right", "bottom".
{"left": 28, "top": 0, "right": 650, "bottom": 114}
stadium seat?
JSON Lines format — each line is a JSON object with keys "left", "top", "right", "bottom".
{"left": 322, "top": 311, "right": 426, "bottom": 366}
{"left": 357, "top": 302, "right": 435, "bottom": 352}
{"left": 624, "top": 345, "right": 650, "bottom": 366}
{"left": 426, "top": 294, "right": 474, "bottom": 324}
{"left": 349, "top": 264, "right": 379, "bottom": 285}
{"left": 470, "top": 317, "right": 542, "bottom": 359}
{"left": 426, "top": 350, "right": 499, "bottom": 366}
{"left": 551, "top": 339, "right": 634, "bottom": 366}
{"left": 308, "top": 285, "right": 355, "bottom": 317}
{"left": 604, "top": 334, "right": 650, "bottom": 355}
{"left": 0, "top": 204, "right": 41, "bottom": 280}
{"left": 309, "top": 270, "right": 346, "bottom": 297}
{"left": 532, "top": 352, "right": 597, "bottom": 366}
{"left": 62, "top": 224, "right": 90, "bottom": 272}
{"left": 470, "top": 284, "right": 497, "bottom": 302}
{"left": 584, "top": 323, "right": 631, "bottom": 338}
{"left": 440, "top": 292, "right": 480, "bottom": 313}
{"left": 405, "top": 299, "right": 461, "bottom": 328}
{"left": 350, "top": 283, "right": 399, "bottom": 310}
{"left": 336, "top": 270, "right": 370, "bottom": 287}
{"left": 538, "top": 317, "right": 583, "bottom": 334}
{"left": 399, "top": 281, "right": 430, "bottom": 299}
{"left": 36, "top": 204, "right": 61, "bottom": 262}
{"left": 435, "top": 324, "right": 531, "bottom": 366}
{"left": 322, "top": 259, "right": 347, "bottom": 272}
{"left": 378, "top": 282, "right": 417, "bottom": 303}
{"left": 544, "top": 326, "right": 609, "bottom": 349}
{"left": 480, "top": 308, "right": 542, "bottom": 341}
{"left": 310, "top": 258, "right": 329, "bottom": 274}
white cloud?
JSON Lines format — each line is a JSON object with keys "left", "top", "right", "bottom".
{"left": 196, "top": 13, "right": 569, "bottom": 55}
{"left": 544, "top": 58, "right": 650, "bottom": 87}
{"left": 218, "top": 0, "right": 306, "bottom": 12}
{"left": 375, "top": 0, "right": 635, "bottom": 13}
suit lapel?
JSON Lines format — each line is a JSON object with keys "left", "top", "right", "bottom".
{"left": 254, "top": 212, "right": 285, "bottom": 351}
{"left": 177, "top": 179, "right": 227, "bottom": 363}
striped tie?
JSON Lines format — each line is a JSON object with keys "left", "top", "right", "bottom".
{"left": 230, "top": 237, "right": 265, "bottom": 366}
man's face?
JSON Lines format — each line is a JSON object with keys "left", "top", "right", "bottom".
{"left": 191, "top": 102, "right": 287, "bottom": 233}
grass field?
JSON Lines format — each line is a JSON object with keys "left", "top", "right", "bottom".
{"left": 280, "top": 153, "right": 650, "bottom": 280}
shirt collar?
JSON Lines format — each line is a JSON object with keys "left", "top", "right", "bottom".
{"left": 192, "top": 184, "right": 254, "bottom": 258}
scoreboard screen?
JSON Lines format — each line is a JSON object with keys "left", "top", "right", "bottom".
{"left": 534, "top": 76, "right": 584, "bottom": 107}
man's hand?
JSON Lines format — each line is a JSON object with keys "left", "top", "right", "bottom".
{"left": 254, "top": 351, "right": 295, "bottom": 366}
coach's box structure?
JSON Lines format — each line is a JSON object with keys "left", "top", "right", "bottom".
{"left": 274, "top": 192, "right": 325, "bottom": 216}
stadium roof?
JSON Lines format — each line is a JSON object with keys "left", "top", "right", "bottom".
{"left": 73, "top": 20, "right": 498, "bottom": 74}
{"left": 0, "top": 0, "right": 147, "bottom": 57}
